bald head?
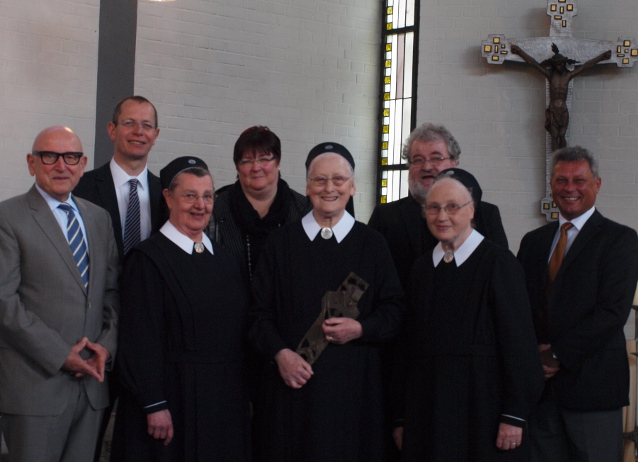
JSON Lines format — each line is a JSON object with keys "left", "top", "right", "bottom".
{"left": 28, "top": 126, "right": 87, "bottom": 202}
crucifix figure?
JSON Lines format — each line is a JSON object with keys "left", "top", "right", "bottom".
{"left": 511, "top": 43, "right": 611, "bottom": 152}
{"left": 481, "top": 0, "right": 637, "bottom": 220}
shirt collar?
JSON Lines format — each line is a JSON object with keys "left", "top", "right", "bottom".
{"left": 159, "top": 220, "right": 214, "bottom": 255}
{"left": 35, "top": 183, "right": 79, "bottom": 212}
{"left": 432, "top": 229, "right": 484, "bottom": 267}
{"left": 301, "top": 210, "right": 355, "bottom": 243}
{"left": 110, "top": 157, "right": 149, "bottom": 191}
{"left": 558, "top": 206, "right": 595, "bottom": 231}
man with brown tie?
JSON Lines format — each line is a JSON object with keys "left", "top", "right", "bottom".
{"left": 518, "top": 146, "right": 638, "bottom": 461}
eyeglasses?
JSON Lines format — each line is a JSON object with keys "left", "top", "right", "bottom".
{"left": 237, "top": 156, "right": 276, "bottom": 168}
{"left": 175, "top": 193, "right": 214, "bottom": 204}
{"left": 409, "top": 156, "right": 452, "bottom": 167}
{"left": 424, "top": 200, "right": 472, "bottom": 215}
{"left": 32, "top": 151, "right": 84, "bottom": 165}
{"left": 308, "top": 175, "right": 351, "bottom": 187}
{"left": 115, "top": 120, "right": 157, "bottom": 131}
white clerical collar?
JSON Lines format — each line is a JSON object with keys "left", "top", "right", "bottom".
{"left": 432, "top": 229, "right": 484, "bottom": 267}
{"left": 558, "top": 206, "right": 595, "bottom": 231}
{"left": 110, "top": 157, "right": 149, "bottom": 191}
{"left": 302, "top": 210, "right": 355, "bottom": 243}
{"left": 160, "top": 220, "right": 214, "bottom": 255}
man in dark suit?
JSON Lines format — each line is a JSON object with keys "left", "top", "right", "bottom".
{"left": 518, "top": 146, "right": 638, "bottom": 461}
{"left": 0, "top": 126, "right": 119, "bottom": 461}
{"left": 73, "top": 96, "right": 162, "bottom": 460}
{"left": 369, "top": 122, "right": 508, "bottom": 289}
{"left": 74, "top": 95, "right": 162, "bottom": 260}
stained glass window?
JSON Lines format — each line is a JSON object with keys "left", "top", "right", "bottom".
{"left": 376, "top": 0, "right": 418, "bottom": 204}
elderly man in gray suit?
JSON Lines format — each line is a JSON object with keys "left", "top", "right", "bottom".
{"left": 0, "top": 126, "right": 120, "bottom": 461}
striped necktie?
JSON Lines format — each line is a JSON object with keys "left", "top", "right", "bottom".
{"left": 58, "top": 203, "right": 89, "bottom": 290}
{"left": 123, "top": 179, "right": 141, "bottom": 254}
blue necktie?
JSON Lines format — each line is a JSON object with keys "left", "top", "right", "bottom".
{"left": 58, "top": 203, "right": 89, "bottom": 290}
{"left": 123, "top": 179, "right": 141, "bottom": 254}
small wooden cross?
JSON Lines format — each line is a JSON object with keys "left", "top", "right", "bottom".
{"left": 481, "top": 0, "right": 637, "bottom": 220}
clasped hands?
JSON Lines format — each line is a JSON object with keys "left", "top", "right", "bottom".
{"left": 275, "top": 317, "right": 362, "bottom": 389}
{"left": 62, "top": 337, "right": 110, "bottom": 382}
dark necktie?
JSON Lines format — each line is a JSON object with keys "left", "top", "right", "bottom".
{"left": 547, "top": 222, "right": 573, "bottom": 284}
{"left": 123, "top": 179, "right": 141, "bottom": 254}
{"left": 58, "top": 203, "right": 89, "bottom": 290}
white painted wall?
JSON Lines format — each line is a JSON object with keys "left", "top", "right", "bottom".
{"left": 134, "top": 0, "right": 382, "bottom": 221}
{"left": 415, "top": 0, "right": 638, "bottom": 252}
{"left": 0, "top": 0, "right": 99, "bottom": 199}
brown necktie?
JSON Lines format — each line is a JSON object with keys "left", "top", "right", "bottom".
{"left": 547, "top": 222, "right": 573, "bottom": 284}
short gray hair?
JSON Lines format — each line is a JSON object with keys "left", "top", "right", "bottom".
{"left": 550, "top": 146, "right": 599, "bottom": 179}
{"left": 402, "top": 123, "right": 461, "bottom": 164}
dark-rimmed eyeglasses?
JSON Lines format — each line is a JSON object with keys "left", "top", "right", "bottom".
{"left": 237, "top": 156, "right": 276, "bottom": 168}
{"left": 32, "top": 151, "right": 84, "bottom": 165}
{"left": 424, "top": 200, "right": 472, "bottom": 215}
{"left": 175, "top": 193, "right": 214, "bottom": 204}
{"left": 115, "top": 120, "right": 157, "bottom": 131}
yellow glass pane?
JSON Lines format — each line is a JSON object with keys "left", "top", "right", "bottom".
{"left": 550, "top": 4, "right": 556, "bottom": 11}
{"left": 381, "top": 196, "right": 387, "bottom": 203}
{"left": 385, "top": 59, "right": 392, "bottom": 68}
{"left": 382, "top": 141, "right": 388, "bottom": 149}
{"left": 386, "top": 43, "right": 392, "bottom": 51}
{"left": 484, "top": 45, "right": 492, "bottom": 52}
{"left": 632, "top": 49, "right": 638, "bottom": 57}
{"left": 625, "top": 40, "right": 631, "bottom": 47}
{"left": 382, "top": 125, "right": 389, "bottom": 133}
{"left": 384, "top": 93, "right": 391, "bottom": 101}
{"left": 387, "top": 23, "right": 392, "bottom": 30}
{"left": 381, "top": 158, "right": 388, "bottom": 166}
{"left": 383, "top": 109, "right": 390, "bottom": 117}
{"left": 381, "top": 179, "right": 388, "bottom": 187}
{"left": 623, "top": 58, "right": 630, "bottom": 64}
{"left": 493, "top": 37, "right": 500, "bottom": 44}
{"left": 567, "top": 4, "right": 573, "bottom": 10}
{"left": 387, "top": 6, "right": 393, "bottom": 14}
{"left": 385, "top": 76, "right": 391, "bottom": 84}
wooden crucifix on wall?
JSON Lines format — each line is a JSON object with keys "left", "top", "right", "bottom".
{"left": 481, "top": 0, "right": 637, "bottom": 220}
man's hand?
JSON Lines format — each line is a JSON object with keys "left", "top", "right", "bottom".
{"left": 62, "top": 337, "right": 111, "bottom": 382}
{"left": 147, "top": 409, "right": 174, "bottom": 445}
{"left": 322, "top": 317, "right": 362, "bottom": 345}
{"left": 275, "top": 349, "right": 313, "bottom": 389}
{"left": 539, "top": 344, "right": 560, "bottom": 380}
{"left": 85, "top": 340, "right": 111, "bottom": 382}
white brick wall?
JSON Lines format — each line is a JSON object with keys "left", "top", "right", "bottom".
{"left": 134, "top": 0, "right": 382, "bottom": 221}
{"left": 416, "top": 0, "right": 638, "bottom": 252}
{"left": 0, "top": 0, "right": 99, "bottom": 200}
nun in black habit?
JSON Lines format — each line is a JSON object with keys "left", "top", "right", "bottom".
{"left": 111, "top": 157, "right": 251, "bottom": 461}
{"left": 248, "top": 143, "right": 404, "bottom": 462}
{"left": 393, "top": 170, "right": 543, "bottom": 461}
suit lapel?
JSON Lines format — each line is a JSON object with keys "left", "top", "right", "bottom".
{"left": 148, "top": 170, "right": 162, "bottom": 232}
{"left": 95, "top": 164, "right": 122, "bottom": 238}
{"left": 400, "top": 197, "right": 424, "bottom": 256}
{"left": 558, "top": 210, "right": 603, "bottom": 277}
{"left": 27, "top": 187, "right": 87, "bottom": 292}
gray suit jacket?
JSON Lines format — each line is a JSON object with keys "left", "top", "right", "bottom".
{"left": 0, "top": 185, "right": 120, "bottom": 415}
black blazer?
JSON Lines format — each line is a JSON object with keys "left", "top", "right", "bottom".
{"left": 517, "top": 210, "right": 638, "bottom": 411}
{"left": 368, "top": 195, "right": 508, "bottom": 288}
{"left": 74, "top": 162, "right": 163, "bottom": 260}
